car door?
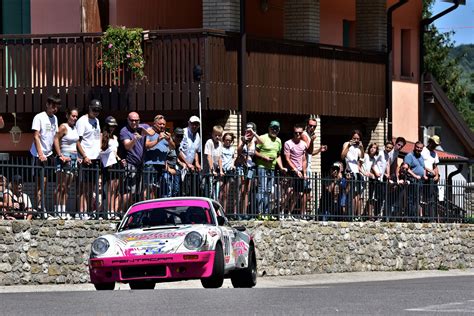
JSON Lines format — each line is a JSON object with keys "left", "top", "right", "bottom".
{"left": 213, "top": 202, "right": 236, "bottom": 269}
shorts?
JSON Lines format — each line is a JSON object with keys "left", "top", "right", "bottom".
{"left": 80, "top": 159, "right": 100, "bottom": 182}
{"left": 289, "top": 171, "right": 305, "bottom": 193}
{"left": 143, "top": 164, "right": 165, "bottom": 186}
{"left": 56, "top": 152, "right": 78, "bottom": 176}
{"left": 121, "top": 163, "right": 143, "bottom": 195}
{"left": 32, "top": 155, "right": 56, "bottom": 181}
{"left": 236, "top": 166, "right": 255, "bottom": 180}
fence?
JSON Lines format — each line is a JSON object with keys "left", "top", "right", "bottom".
{"left": 0, "top": 156, "right": 471, "bottom": 223}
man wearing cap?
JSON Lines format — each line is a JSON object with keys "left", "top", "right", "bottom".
{"left": 119, "top": 112, "right": 155, "bottom": 207}
{"left": 144, "top": 115, "right": 175, "bottom": 198}
{"left": 179, "top": 116, "right": 202, "bottom": 194}
{"left": 76, "top": 99, "right": 102, "bottom": 219}
{"left": 30, "top": 94, "right": 60, "bottom": 217}
{"left": 421, "top": 135, "right": 441, "bottom": 217}
{"left": 255, "top": 120, "right": 287, "bottom": 218}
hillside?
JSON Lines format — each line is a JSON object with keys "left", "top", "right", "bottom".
{"left": 450, "top": 44, "right": 474, "bottom": 88}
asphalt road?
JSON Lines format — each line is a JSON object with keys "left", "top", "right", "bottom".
{"left": 1, "top": 270, "right": 473, "bottom": 315}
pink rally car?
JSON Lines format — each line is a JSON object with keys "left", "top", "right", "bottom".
{"left": 89, "top": 197, "right": 257, "bottom": 290}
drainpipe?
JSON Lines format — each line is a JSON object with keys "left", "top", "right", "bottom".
{"left": 447, "top": 164, "right": 463, "bottom": 205}
{"left": 238, "top": 0, "right": 247, "bottom": 135}
{"left": 419, "top": 0, "right": 461, "bottom": 140}
{"left": 387, "top": 0, "right": 408, "bottom": 142}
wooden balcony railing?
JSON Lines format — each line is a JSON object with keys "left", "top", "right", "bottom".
{"left": 0, "top": 29, "right": 386, "bottom": 118}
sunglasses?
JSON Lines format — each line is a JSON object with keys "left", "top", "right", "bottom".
{"left": 270, "top": 127, "right": 280, "bottom": 132}
{"left": 294, "top": 132, "right": 302, "bottom": 135}
{"left": 308, "top": 125, "right": 316, "bottom": 128}
{"left": 129, "top": 119, "right": 140, "bottom": 123}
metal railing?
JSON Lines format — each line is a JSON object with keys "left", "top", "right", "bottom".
{"left": 0, "top": 156, "right": 472, "bottom": 223}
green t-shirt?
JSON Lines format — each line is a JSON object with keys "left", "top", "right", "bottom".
{"left": 255, "top": 133, "right": 282, "bottom": 170}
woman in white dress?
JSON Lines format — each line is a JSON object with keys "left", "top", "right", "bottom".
{"left": 100, "top": 116, "right": 121, "bottom": 219}
{"left": 341, "top": 130, "right": 365, "bottom": 219}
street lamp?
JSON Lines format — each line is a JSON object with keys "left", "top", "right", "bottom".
{"left": 9, "top": 113, "right": 22, "bottom": 144}
{"left": 193, "top": 65, "right": 203, "bottom": 169}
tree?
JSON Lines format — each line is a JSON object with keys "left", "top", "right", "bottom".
{"left": 423, "top": 0, "right": 474, "bottom": 130}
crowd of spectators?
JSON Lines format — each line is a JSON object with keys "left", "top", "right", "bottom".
{"left": 0, "top": 95, "right": 443, "bottom": 221}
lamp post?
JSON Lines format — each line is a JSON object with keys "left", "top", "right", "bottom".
{"left": 193, "top": 65, "right": 203, "bottom": 169}
{"left": 9, "top": 113, "right": 22, "bottom": 144}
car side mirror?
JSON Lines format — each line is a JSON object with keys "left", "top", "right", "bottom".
{"left": 217, "top": 216, "right": 226, "bottom": 226}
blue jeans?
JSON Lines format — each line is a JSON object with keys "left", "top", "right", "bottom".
{"left": 257, "top": 167, "right": 274, "bottom": 215}
{"left": 162, "top": 170, "right": 182, "bottom": 197}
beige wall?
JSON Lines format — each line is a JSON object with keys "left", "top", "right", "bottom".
{"left": 320, "top": 0, "right": 355, "bottom": 46}
{"left": 392, "top": 81, "right": 419, "bottom": 142}
{"left": 31, "top": 0, "right": 81, "bottom": 34}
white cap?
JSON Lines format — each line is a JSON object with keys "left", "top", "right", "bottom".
{"left": 189, "top": 115, "right": 201, "bottom": 124}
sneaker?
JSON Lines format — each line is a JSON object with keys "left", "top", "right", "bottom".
{"left": 47, "top": 215, "right": 59, "bottom": 220}
{"left": 81, "top": 214, "right": 90, "bottom": 220}
{"left": 74, "top": 214, "right": 80, "bottom": 220}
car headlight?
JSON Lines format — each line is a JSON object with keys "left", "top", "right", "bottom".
{"left": 91, "top": 238, "right": 110, "bottom": 255}
{"left": 184, "top": 232, "right": 203, "bottom": 250}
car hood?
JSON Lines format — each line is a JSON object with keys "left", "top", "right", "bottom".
{"left": 104, "top": 225, "right": 218, "bottom": 257}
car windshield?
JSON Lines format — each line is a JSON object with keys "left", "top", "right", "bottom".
{"left": 119, "top": 206, "right": 214, "bottom": 231}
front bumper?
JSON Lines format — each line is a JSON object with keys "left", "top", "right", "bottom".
{"left": 89, "top": 251, "right": 215, "bottom": 284}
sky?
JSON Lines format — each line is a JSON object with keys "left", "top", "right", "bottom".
{"left": 432, "top": 0, "right": 474, "bottom": 45}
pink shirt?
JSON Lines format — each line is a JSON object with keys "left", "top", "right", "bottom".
{"left": 284, "top": 139, "right": 307, "bottom": 171}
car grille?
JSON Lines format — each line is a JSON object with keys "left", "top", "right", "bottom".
{"left": 121, "top": 266, "right": 167, "bottom": 279}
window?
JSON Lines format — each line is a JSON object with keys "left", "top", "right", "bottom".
{"left": 401, "top": 29, "right": 411, "bottom": 78}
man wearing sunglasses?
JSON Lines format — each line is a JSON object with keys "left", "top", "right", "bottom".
{"left": 284, "top": 124, "right": 308, "bottom": 219}
{"left": 255, "top": 121, "right": 287, "bottom": 219}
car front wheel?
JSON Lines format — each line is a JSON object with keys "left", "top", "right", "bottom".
{"left": 231, "top": 244, "right": 257, "bottom": 288}
{"left": 201, "top": 244, "right": 225, "bottom": 288}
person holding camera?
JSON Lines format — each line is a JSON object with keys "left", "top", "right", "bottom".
{"left": 119, "top": 112, "right": 154, "bottom": 209}
{"left": 404, "top": 141, "right": 427, "bottom": 219}
{"left": 235, "top": 122, "right": 262, "bottom": 217}
{"left": 341, "top": 130, "right": 364, "bottom": 220}
{"left": 390, "top": 162, "right": 412, "bottom": 218}
{"left": 421, "top": 135, "right": 440, "bottom": 218}
{"left": 3, "top": 175, "right": 35, "bottom": 220}
{"left": 144, "top": 115, "right": 174, "bottom": 199}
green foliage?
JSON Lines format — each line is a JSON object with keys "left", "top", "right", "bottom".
{"left": 100, "top": 26, "right": 145, "bottom": 80}
{"left": 423, "top": 1, "right": 474, "bottom": 131}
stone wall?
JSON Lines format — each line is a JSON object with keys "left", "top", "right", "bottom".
{"left": 0, "top": 220, "right": 472, "bottom": 285}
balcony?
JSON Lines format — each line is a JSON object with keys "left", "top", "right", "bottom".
{"left": 0, "top": 29, "right": 386, "bottom": 118}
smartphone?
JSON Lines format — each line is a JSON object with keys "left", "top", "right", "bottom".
{"left": 165, "top": 127, "right": 170, "bottom": 133}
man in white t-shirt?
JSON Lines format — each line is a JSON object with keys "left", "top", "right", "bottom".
{"left": 30, "top": 94, "right": 60, "bottom": 218}
{"left": 76, "top": 99, "right": 102, "bottom": 220}
{"left": 179, "top": 116, "right": 202, "bottom": 195}
{"left": 421, "top": 135, "right": 440, "bottom": 217}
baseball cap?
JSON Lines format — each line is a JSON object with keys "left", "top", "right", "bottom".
{"left": 105, "top": 116, "right": 118, "bottom": 126}
{"left": 189, "top": 116, "right": 201, "bottom": 124}
{"left": 269, "top": 120, "right": 280, "bottom": 129}
{"left": 174, "top": 127, "right": 185, "bottom": 135}
{"left": 430, "top": 135, "right": 441, "bottom": 145}
{"left": 89, "top": 99, "right": 102, "bottom": 110}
